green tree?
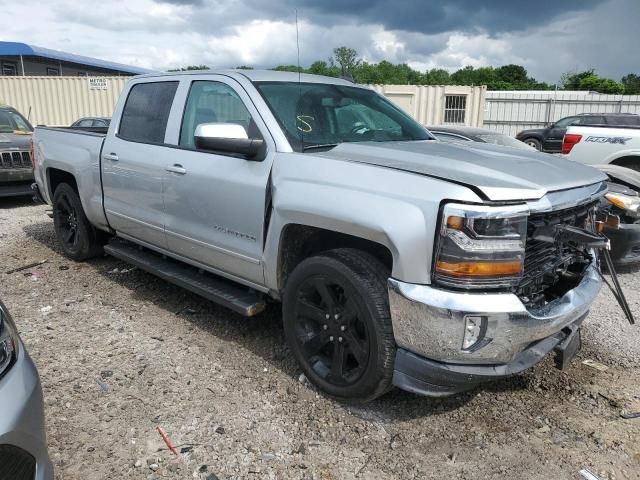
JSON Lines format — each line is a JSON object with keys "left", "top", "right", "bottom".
{"left": 235, "top": 65, "right": 254, "bottom": 70}
{"left": 332, "top": 46, "right": 361, "bottom": 76}
{"left": 622, "top": 74, "right": 640, "bottom": 95}
{"left": 422, "top": 68, "right": 452, "bottom": 85}
{"left": 496, "top": 64, "right": 528, "bottom": 85}
{"left": 168, "top": 65, "right": 210, "bottom": 72}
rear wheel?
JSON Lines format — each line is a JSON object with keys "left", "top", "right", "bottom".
{"left": 283, "top": 248, "right": 395, "bottom": 403}
{"left": 52, "top": 183, "right": 105, "bottom": 260}
{"left": 523, "top": 137, "right": 542, "bottom": 151}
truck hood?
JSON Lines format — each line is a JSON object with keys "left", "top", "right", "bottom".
{"left": 315, "top": 140, "right": 607, "bottom": 201}
{"left": 0, "top": 132, "right": 32, "bottom": 150}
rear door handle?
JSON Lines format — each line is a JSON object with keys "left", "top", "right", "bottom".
{"left": 103, "top": 153, "right": 119, "bottom": 161}
{"left": 166, "top": 164, "right": 187, "bottom": 175}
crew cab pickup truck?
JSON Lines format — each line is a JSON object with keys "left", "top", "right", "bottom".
{"left": 33, "top": 70, "right": 609, "bottom": 402}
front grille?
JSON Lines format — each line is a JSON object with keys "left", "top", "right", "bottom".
{"left": 516, "top": 201, "right": 598, "bottom": 307}
{"left": 0, "top": 444, "right": 36, "bottom": 480}
{"left": 0, "top": 151, "right": 32, "bottom": 169}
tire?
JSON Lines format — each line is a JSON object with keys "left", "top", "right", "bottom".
{"left": 283, "top": 248, "right": 395, "bottom": 403}
{"left": 523, "top": 137, "right": 542, "bottom": 151}
{"left": 52, "top": 183, "right": 105, "bottom": 261}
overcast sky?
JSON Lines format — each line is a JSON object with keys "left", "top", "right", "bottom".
{"left": 1, "top": 0, "right": 637, "bottom": 82}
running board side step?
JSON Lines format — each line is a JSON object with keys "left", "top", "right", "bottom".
{"left": 104, "top": 239, "right": 266, "bottom": 317}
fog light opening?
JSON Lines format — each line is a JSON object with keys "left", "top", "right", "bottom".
{"left": 462, "top": 315, "right": 487, "bottom": 351}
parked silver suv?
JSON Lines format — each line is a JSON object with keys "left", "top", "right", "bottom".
{"left": 0, "top": 300, "right": 53, "bottom": 480}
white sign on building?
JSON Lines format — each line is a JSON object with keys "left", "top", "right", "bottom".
{"left": 88, "top": 78, "right": 108, "bottom": 90}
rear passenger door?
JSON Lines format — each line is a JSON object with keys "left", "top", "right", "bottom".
{"left": 162, "top": 76, "right": 274, "bottom": 286}
{"left": 102, "top": 80, "right": 180, "bottom": 248}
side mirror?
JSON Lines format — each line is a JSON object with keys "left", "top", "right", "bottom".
{"left": 194, "top": 123, "right": 265, "bottom": 160}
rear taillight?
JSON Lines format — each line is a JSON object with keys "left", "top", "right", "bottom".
{"left": 562, "top": 134, "right": 582, "bottom": 154}
{"left": 29, "top": 139, "right": 35, "bottom": 170}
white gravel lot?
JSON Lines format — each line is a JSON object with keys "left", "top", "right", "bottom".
{"left": 1, "top": 197, "right": 639, "bottom": 480}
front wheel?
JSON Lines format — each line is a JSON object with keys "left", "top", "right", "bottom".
{"left": 283, "top": 248, "right": 395, "bottom": 403}
{"left": 52, "top": 183, "right": 105, "bottom": 261}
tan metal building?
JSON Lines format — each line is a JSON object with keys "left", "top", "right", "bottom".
{"left": 0, "top": 75, "right": 487, "bottom": 128}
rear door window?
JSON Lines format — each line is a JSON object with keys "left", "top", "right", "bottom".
{"left": 119, "top": 81, "right": 179, "bottom": 144}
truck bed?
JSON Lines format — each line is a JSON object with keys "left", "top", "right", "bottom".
{"left": 33, "top": 126, "right": 109, "bottom": 229}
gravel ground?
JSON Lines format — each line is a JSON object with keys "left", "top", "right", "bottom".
{"left": 1, "top": 197, "right": 639, "bottom": 480}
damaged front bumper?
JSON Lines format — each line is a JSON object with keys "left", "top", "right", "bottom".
{"left": 388, "top": 264, "right": 602, "bottom": 396}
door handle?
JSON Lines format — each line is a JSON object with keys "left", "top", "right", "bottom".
{"left": 166, "top": 164, "right": 187, "bottom": 175}
{"left": 103, "top": 153, "right": 119, "bottom": 161}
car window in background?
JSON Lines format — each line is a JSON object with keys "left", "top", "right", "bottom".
{"left": 0, "top": 110, "right": 33, "bottom": 133}
{"left": 119, "top": 81, "right": 179, "bottom": 144}
{"left": 609, "top": 116, "right": 640, "bottom": 126}
{"left": 254, "top": 82, "right": 430, "bottom": 151}
{"left": 179, "top": 81, "right": 256, "bottom": 148}
{"left": 77, "top": 119, "right": 94, "bottom": 127}
{"left": 577, "top": 116, "right": 605, "bottom": 125}
{"left": 92, "top": 120, "right": 108, "bottom": 127}
{"left": 475, "top": 133, "right": 535, "bottom": 150}
{"left": 553, "top": 116, "right": 579, "bottom": 128}
{"left": 431, "top": 132, "right": 470, "bottom": 144}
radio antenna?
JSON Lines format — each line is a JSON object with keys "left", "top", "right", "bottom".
{"left": 295, "top": 9, "right": 303, "bottom": 147}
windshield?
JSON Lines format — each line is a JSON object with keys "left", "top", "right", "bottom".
{"left": 254, "top": 81, "right": 430, "bottom": 151}
{"left": 475, "top": 133, "right": 535, "bottom": 150}
{"left": 0, "top": 109, "right": 33, "bottom": 134}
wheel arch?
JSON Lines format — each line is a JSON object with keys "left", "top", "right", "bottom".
{"left": 276, "top": 224, "right": 394, "bottom": 293}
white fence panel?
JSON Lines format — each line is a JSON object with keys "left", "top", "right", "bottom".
{"left": 485, "top": 91, "right": 640, "bottom": 136}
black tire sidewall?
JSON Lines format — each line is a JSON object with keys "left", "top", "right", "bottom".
{"left": 52, "top": 183, "right": 100, "bottom": 260}
{"left": 283, "top": 251, "right": 394, "bottom": 402}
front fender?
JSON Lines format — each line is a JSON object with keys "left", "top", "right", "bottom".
{"left": 262, "top": 156, "right": 482, "bottom": 290}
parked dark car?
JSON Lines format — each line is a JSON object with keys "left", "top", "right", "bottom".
{"left": 516, "top": 113, "right": 640, "bottom": 153}
{"left": 427, "top": 125, "right": 534, "bottom": 150}
{"left": 429, "top": 124, "right": 640, "bottom": 266}
{"left": 0, "top": 299, "right": 53, "bottom": 479}
{"left": 70, "top": 117, "right": 110, "bottom": 130}
{"left": 0, "top": 106, "right": 34, "bottom": 198}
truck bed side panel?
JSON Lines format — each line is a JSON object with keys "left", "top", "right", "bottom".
{"left": 33, "top": 127, "right": 109, "bottom": 230}
{"left": 565, "top": 125, "right": 640, "bottom": 165}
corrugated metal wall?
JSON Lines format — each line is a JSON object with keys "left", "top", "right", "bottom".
{"left": 0, "top": 76, "right": 128, "bottom": 126}
{"left": 0, "top": 76, "right": 487, "bottom": 128}
{"left": 369, "top": 84, "right": 486, "bottom": 126}
{"left": 485, "top": 91, "right": 640, "bottom": 136}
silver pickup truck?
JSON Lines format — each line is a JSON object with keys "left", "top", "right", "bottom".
{"left": 33, "top": 70, "right": 608, "bottom": 402}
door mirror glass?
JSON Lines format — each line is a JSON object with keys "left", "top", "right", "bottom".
{"left": 194, "top": 122, "right": 265, "bottom": 160}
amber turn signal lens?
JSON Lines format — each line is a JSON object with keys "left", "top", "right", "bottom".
{"left": 446, "top": 215, "right": 465, "bottom": 230}
{"left": 435, "top": 260, "right": 523, "bottom": 277}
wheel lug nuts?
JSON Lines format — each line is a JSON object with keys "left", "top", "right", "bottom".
{"left": 340, "top": 325, "right": 345, "bottom": 331}
{"left": 323, "top": 324, "right": 328, "bottom": 330}
{"left": 329, "top": 336, "right": 334, "bottom": 341}
{"left": 325, "top": 314, "right": 330, "bottom": 319}
{"left": 334, "top": 314, "right": 340, "bottom": 320}
{"left": 338, "top": 337, "right": 343, "bottom": 342}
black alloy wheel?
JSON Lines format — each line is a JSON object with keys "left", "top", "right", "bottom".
{"left": 293, "top": 275, "right": 370, "bottom": 386}
{"left": 52, "top": 183, "right": 105, "bottom": 260}
{"left": 283, "top": 249, "right": 396, "bottom": 403}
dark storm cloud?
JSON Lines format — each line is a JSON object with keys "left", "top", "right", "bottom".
{"left": 246, "top": 0, "right": 605, "bottom": 35}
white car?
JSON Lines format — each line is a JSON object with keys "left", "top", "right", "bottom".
{"left": 562, "top": 124, "right": 640, "bottom": 170}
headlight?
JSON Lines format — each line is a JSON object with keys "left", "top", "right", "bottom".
{"left": 434, "top": 202, "right": 528, "bottom": 289}
{"left": 605, "top": 192, "right": 640, "bottom": 218}
{"left": 0, "top": 304, "right": 19, "bottom": 378}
